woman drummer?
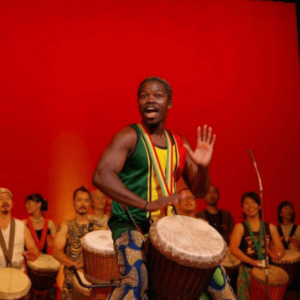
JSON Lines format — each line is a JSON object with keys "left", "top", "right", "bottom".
{"left": 23, "top": 194, "right": 56, "bottom": 254}
{"left": 88, "top": 189, "right": 110, "bottom": 230}
{"left": 230, "top": 191, "right": 285, "bottom": 300}
{"left": 277, "top": 201, "right": 300, "bottom": 251}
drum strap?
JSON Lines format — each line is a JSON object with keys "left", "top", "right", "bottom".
{"left": 0, "top": 219, "right": 15, "bottom": 267}
{"left": 245, "top": 221, "right": 264, "bottom": 260}
{"left": 26, "top": 218, "right": 49, "bottom": 251}
{"left": 277, "top": 224, "right": 297, "bottom": 249}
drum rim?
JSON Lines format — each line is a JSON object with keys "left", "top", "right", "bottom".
{"left": 149, "top": 215, "right": 227, "bottom": 268}
{"left": 272, "top": 250, "right": 300, "bottom": 265}
{"left": 26, "top": 254, "right": 61, "bottom": 272}
{"left": 0, "top": 268, "right": 31, "bottom": 298}
{"left": 81, "top": 231, "right": 115, "bottom": 255}
{"left": 250, "top": 265, "right": 289, "bottom": 287}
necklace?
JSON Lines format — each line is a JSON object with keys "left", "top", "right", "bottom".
{"left": 30, "top": 216, "right": 44, "bottom": 223}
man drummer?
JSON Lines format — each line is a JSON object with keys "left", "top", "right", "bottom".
{"left": 92, "top": 76, "right": 236, "bottom": 299}
{"left": 196, "top": 184, "right": 235, "bottom": 245}
{"left": 53, "top": 186, "right": 94, "bottom": 300}
{"left": 0, "top": 188, "right": 39, "bottom": 270}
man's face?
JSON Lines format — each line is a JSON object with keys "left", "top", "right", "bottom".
{"left": 0, "top": 192, "right": 13, "bottom": 214}
{"left": 204, "top": 185, "right": 219, "bottom": 206}
{"left": 138, "top": 81, "right": 172, "bottom": 127}
{"left": 74, "top": 191, "right": 91, "bottom": 216}
{"left": 179, "top": 190, "right": 196, "bottom": 214}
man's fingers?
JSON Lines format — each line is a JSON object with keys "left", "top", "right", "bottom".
{"left": 203, "top": 124, "right": 207, "bottom": 141}
{"left": 197, "top": 126, "right": 202, "bottom": 142}
{"left": 211, "top": 134, "right": 216, "bottom": 147}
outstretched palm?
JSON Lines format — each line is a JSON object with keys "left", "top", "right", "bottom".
{"left": 184, "top": 125, "right": 216, "bottom": 168}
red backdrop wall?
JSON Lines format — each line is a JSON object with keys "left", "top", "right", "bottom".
{"left": 1, "top": 0, "right": 299, "bottom": 227}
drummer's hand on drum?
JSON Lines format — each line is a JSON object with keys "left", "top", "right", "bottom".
{"left": 289, "top": 237, "right": 300, "bottom": 249}
{"left": 268, "top": 246, "right": 283, "bottom": 261}
{"left": 73, "top": 262, "right": 84, "bottom": 270}
{"left": 145, "top": 193, "right": 186, "bottom": 212}
{"left": 251, "top": 259, "right": 266, "bottom": 268}
{"left": 183, "top": 125, "right": 216, "bottom": 168}
{"left": 23, "top": 250, "right": 38, "bottom": 262}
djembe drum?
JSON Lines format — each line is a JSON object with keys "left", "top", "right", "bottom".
{"left": 81, "top": 230, "right": 119, "bottom": 299}
{"left": 272, "top": 250, "right": 300, "bottom": 285}
{"left": 0, "top": 268, "right": 31, "bottom": 300}
{"left": 27, "top": 254, "right": 61, "bottom": 292}
{"left": 148, "top": 215, "right": 227, "bottom": 300}
{"left": 221, "top": 249, "right": 240, "bottom": 291}
{"left": 73, "top": 271, "right": 91, "bottom": 300}
{"left": 250, "top": 265, "right": 289, "bottom": 300}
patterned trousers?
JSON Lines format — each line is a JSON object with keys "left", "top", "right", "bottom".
{"left": 107, "top": 230, "right": 237, "bottom": 300}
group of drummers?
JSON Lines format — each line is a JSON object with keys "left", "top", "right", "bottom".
{"left": 0, "top": 184, "right": 299, "bottom": 300}
{"left": 1, "top": 77, "right": 300, "bottom": 300}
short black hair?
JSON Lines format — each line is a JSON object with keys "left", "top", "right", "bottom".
{"left": 241, "top": 191, "right": 262, "bottom": 219}
{"left": 73, "top": 186, "right": 91, "bottom": 200}
{"left": 138, "top": 76, "right": 172, "bottom": 100}
{"left": 25, "top": 194, "right": 48, "bottom": 211}
{"left": 278, "top": 201, "right": 295, "bottom": 224}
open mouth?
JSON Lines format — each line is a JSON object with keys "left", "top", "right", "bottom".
{"left": 145, "top": 107, "right": 158, "bottom": 118}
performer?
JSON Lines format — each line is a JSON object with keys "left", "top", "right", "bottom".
{"left": 177, "top": 187, "right": 206, "bottom": 221}
{"left": 52, "top": 186, "right": 94, "bottom": 300}
{"left": 277, "top": 200, "right": 300, "bottom": 251}
{"left": 88, "top": 189, "right": 109, "bottom": 230}
{"left": 230, "top": 191, "right": 285, "bottom": 300}
{"left": 92, "top": 77, "right": 236, "bottom": 299}
{"left": 196, "top": 184, "right": 234, "bottom": 245}
{"left": 0, "top": 188, "right": 39, "bottom": 270}
{"left": 23, "top": 193, "right": 56, "bottom": 254}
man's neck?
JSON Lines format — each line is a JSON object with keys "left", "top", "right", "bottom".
{"left": 75, "top": 214, "right": 90, "bottom": 223}
{"left": 182, "top": 212, "right": 196, "bottom": 218}
{"left": 206, "top": 205, "right": 219, "bottom": 214}
{"left": 0, "top": 213, "right": 12, "bottom": 229}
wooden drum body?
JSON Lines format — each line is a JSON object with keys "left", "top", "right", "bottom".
{"left": 250, "top": 265, "right": 289, "bottom": 300}
{"left": 73, "top": 271, "right": 91, "bottom": 300}
{"left": 272, "top": 250, "right": 300, "bottom": 285}
{"left": 81, "top": 230, "right": 119, "bottom": 298}
{"left": 148, "top": 215, "right": 227, "bottom": 300}
{"left": 0, "top": 268, "right": 31, "bottom": 300}
{"left": 27, "top": 254, "right": 61, "bottom": 291}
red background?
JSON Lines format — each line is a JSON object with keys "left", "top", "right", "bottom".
{"left": 1, "top": 0, "right": 299, "bottom": 227}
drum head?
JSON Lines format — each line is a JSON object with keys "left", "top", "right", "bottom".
{"left": 0, "top": 268, "right": 31, "bottom": 298}
{"left": 27, "top": 254, "right": 61, "bottom": 272}
{"left": 149, "top": 215, "right": 227, "bottom": 268}
{"left": 222, "top": 249, "right": 241, "bottom": 268}
{"left": 274, "top": 250, "right": 300, "bottom": 264}
{"left": 251, "top": 265, "right": 289, "bottom": 286}
{"left": 73, "top": 271, "right": 91, "bottom": 296}
{"left": 81, "top": 230, "right": 115, "bottom": 255}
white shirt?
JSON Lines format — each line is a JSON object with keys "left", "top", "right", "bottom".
{"left": 0, "top": 219, "right": 25, "bottom": 271}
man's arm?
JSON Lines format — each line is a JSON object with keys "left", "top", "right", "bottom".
{"left": 52, "top": 222, "right": 82, "bottom": 269}
{"left": 181, "top": 125, "right": 216, "bottom": 198}
{"left": 92, "top": 127, "right": 183, "bottom": 212}
{"left": 24, "top": 226, "right": 40, "bottom": 261}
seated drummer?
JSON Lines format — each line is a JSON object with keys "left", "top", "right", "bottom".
{"left": 230, "top": 191, "right": 285, "bottom": 300}
{"left": 195, "top": 184, "right": 235, "bottom": 246}
{"left": 0, "top": 188, "right": 39, "bottom": 271}
{"left": 53, "top": 186, "right": 94, "bottom": 300}
{"left": 23, "top": 194, "right": 56, "bottom": 254}
{"left": 92, "top": 77, "right": 236, "bottom": 299}
{"left": 277, "top": 200, "right": 300, "bottom": 251}
{"left": 88, "top": 189, "right": 109, "bottom": 230}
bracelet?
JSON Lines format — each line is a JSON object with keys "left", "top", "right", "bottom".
{"left": 143, "top": 202, "right": 148, "bottom": 211}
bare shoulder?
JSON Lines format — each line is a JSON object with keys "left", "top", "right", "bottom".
{"left": 110, "top": 126, "right": 137, "bottom": 150}
{"left": 56, "top": 222, "right": 68, "bottom": 235}
{"left": 234, "top": 223, "right": 245, "bottom": 234}
{"left": 269, "top": 223, "right": 277, "bottom": 233}
{"left": 48, "top": 219, "right": 56, "bottom": 229}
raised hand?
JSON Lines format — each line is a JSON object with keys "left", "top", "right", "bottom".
{"left": 184, "top": 125, "right": 216, "bottom": 168}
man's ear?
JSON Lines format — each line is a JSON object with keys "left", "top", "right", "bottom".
{"left": 168, "top": 100, "right": 173, "bottom": 109}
